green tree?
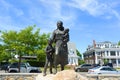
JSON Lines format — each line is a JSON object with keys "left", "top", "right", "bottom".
{"left": 0, "top": 30, "right": 17, "bottom": 63}
{"left": 104, "top": 59, "right": 108, "bottom": 64}
{"left": 118, "top": 41, "right": 120, "bottom": 45}
{"left": 0, "top": 25, "right": 50, "bottom": 71}
{"left": 76, "top": 49, "right": 82, "bottom": 59}
{"left": 76, "top": 50, "right": 85, "bottom": 65}
{"left": 0, "top": 44, "right": 11, "bottom": 64}
{"left": 36, "top": 33, "right": 50, "bottom": 63}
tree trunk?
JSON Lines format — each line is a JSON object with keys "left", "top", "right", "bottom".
{"left": 18, "top": 55, "right": 22, "bottom": 72}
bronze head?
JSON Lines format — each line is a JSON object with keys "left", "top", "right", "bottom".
{"left": 57, "top": 21, "right": 64, "bottom": 31}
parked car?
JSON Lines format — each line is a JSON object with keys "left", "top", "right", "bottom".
{"left": 88, "top": 66, "right": 120, "bottom": 74}
{"left": 92, "top": 64, "right": 100, "bottom": 67}
{"left": 0, "top": 63, "right": 10, "bottom": 71}
{"left": 103, "top": 63, "right": 113, "bottom": 67}
{"left": 75, "top": 64, "right": 93, "bottom": 72}
{"left": 8, "top": 62, "right": 42, "bottom": 73}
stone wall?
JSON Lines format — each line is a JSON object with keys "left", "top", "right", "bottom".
{"left": 87, "top": 74, "right": 120, "bottom": 80}
{"left": 1, "top": 71, "right": 120, "bottom": 80}
{"left": 0, "top": 73, "right": 38, "bottom": 80}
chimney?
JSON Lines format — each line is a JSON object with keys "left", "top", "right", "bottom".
{"left": 93, "top": 40, "right": 96, "bottom": 48}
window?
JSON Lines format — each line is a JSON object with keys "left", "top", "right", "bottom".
{"left": 117, "top": 51, "right": 119, "bottom": 56}
{"left": 111, "top": 59, "right": 116, "bottom": 64}
{"left": 98, "top": 52, "right": 101, "bottom": 55}
{"left": 110, "top": 51, "right": 116, "bottom": 56}
{"left": 81, "top": 64, "right": 92, "bottom": 68}
{"left": 20, "top": 63, "right": 26, "bottom": 68}
{"left": 100, "top": 67, "right": 116, "bottom": 71}
{"left": 118, "top": 59, "right": 120, "bottom": 64}
{"left": 101, "top": 68, "right": 107, "bottom": 70}
{"left": 105, "top": 44, "right": 109, "bottom": 48}
{"left": 106, "top": 51, "right": 109, "bottom": 56}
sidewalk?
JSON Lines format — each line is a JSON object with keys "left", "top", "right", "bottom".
{"left": 0, "top": 70, "right": 6, "bottom": 73}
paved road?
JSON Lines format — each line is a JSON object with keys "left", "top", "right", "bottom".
{"left": 78, "top": 72, "right": 88, "bottom": 77}
{"left": 0, "top": 70, "right": 88, "bottom": 75}
{"left": 0, "top": 70, "right": 88, "bottom": 74}
{"left": 0, "top": 70, "right": 88, "bottom": 78}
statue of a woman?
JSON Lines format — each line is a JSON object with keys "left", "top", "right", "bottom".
{"left": 51, "top": 21, "right": 69, "bottom": 73}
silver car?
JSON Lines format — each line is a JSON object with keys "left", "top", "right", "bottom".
{"left": 88, "top": 66, "right": 120, "bottom": 74}
{"left": 8, "top": 62, "right": 42, "bottom": 73}
{"left": 75, "top": 64, "right": 93, "bottom": 72}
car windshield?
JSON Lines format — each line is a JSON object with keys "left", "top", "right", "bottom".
{"left": 26, "top": 63, "right": 31, "bottom": 67}
{"left": 92, "top": 66, "right": 101, "bottom": 69}
{"left": 100, "top": 67, "right": 117, "bottom": 71}
{"left": 109, "top": 67, "right": 117, "bottom": 71}
{"left": 81, "top": 64, "right": 92, "bottom": 67}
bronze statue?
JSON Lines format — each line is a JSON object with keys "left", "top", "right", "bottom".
{"left": 51, "top": 21, "right": 69, "bottom": 74}
{"left": 43, "top": 39, "right": 55, "bottom": 76}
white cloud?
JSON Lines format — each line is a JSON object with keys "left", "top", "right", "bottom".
{"left": 0, "top": 0, "right": 78, "bottom": 33}
{"left": 68, "top": 0, "right": 120, "bottom": 20}
{"left": 27, "top": 0, "right": 77, "bottom": 30}
{"left": 111, "top": 10, "right": 120, "bottom": 20}
{"left": 13, "top": 8, "right": 24, "bottom": 17}
{"left": 0, "top": 24, "right": 23, "bottom": 31}
{"left": 0, "top": 14, "right": 24, "bottom": 32}
{"left": 0, "top": 16, "right": 12, "bottom": 24}
{"left": 0, "top": 0, "right": 24, "bottom": 17}
{"left": 0, "top": 0, "right": 24, "bottom": 31}
{"left": 0, "top": 0, "right": 11, "bottom": 10}
{"left": 1, "top": 0, "right": 120, "bottom": 35}
{"left": 67, "top": 0, "right": 105, "bottom": 16}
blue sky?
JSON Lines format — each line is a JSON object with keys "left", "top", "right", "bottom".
{"left": 0, "top": 0, "right": 120, "bottom": 54}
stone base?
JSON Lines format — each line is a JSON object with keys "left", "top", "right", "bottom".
{"left": 36, "top": 70, "right": 88, "bottom": 80}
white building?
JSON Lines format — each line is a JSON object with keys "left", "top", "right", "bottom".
{"left": 83, "top": 41, "right": 120, "bottom": 68}
{"left": 67, "top": 42, "right": 79, "bottom": 65}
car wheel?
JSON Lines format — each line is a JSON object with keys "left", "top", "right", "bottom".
{"left": 30, "top": 70, "right": 39, "bottom": 73}
{"left": 77, "top": 69, "right": 80, "bottom": 72}
{"left": 9, "top": 70, "right": 18, "bottom": 73}
{"left": 98, "top": 73, "right": 101, "bottom": 74}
